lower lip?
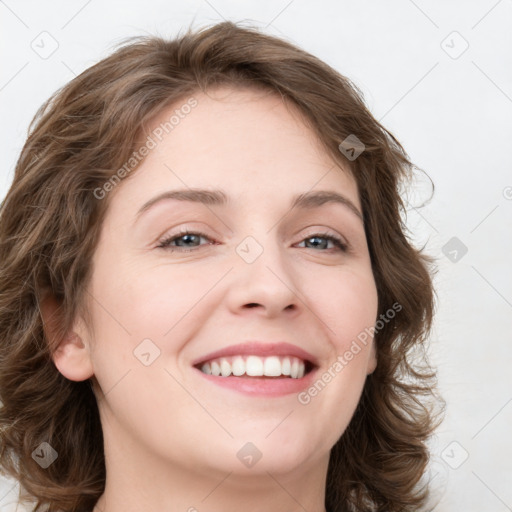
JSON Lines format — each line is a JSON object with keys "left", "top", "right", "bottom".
{"left": 193, "top": 367, "right": 319, "bottom": 397}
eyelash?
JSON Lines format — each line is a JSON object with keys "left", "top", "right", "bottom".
{"left": 157, "top": 229, "right": 348, "bottom": 253}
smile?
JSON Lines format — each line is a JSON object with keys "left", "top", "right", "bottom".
{"left": 196, "top": 355, "right": 312, "bottom": 379}
{"left": 191, "top": 341, "right": 319, "bottom": 396}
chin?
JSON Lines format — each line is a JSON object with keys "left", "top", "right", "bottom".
{"left": 213, "top": 435, "right": 321, "bottom": 477}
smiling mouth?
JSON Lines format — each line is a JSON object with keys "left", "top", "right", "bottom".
{"left": 194, "top": 355, "right": 315, "bottom": 379}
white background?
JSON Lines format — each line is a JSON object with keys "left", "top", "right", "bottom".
{"left": 1, "top": 1, "right": 511, "bottom": 511}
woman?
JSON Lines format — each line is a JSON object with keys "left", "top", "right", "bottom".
{"left": 0, "top": 21, "right": 444, "bottom": 512}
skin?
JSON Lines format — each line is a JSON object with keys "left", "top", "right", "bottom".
{"left": 45, "top": 86, "right": 378, "bottom": 512}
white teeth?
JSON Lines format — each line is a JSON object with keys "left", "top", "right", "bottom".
{"left": 281, "top": 357, "right": 291, "bottom": 376}
{"left": 220, "top": 358, "right": 231, "bottom": 377}
{"left": 197, "top": 355, "right": 307, "bottom": 379}
{"left": 211, "top": 360, "right": 221, "bottom": 376}
{"left": 290, "top": 358, "right": 299, "bottom": 378}
{"left": 263, "top": 356, "right": 282, "bottom": 377}
{"left": 231, "top": 356, "right": 245, "bottom": 376}
{"left": 246, "top": 355, "right": 264, "bottom": 376}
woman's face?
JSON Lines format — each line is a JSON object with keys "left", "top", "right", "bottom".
{"left": 70, "top": 86, "right": 378, "bottom": 479}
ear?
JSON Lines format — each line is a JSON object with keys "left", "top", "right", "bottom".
{"left": 366, "top": 338, "right": 378, "bottom": 375}
{"left": 40, "top": 294, "right": 94, "bottom": 382}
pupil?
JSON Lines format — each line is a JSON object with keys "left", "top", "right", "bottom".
{"left": 180, "top": 234, "right": 197, "bottom": 246}
{"left": 309, "top": 236, "right": 326, "bottom": 249}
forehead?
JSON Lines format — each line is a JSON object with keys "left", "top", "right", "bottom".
{"left": 110, "top": 85, "right": 359, "bottom": 215}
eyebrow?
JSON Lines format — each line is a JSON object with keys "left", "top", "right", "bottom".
{"left": 136, "top": 188, "right": 364, "bottom": 222}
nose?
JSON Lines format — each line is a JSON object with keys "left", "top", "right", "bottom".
{"left": 225, "top": 235, "right": 300, "bottom": 319}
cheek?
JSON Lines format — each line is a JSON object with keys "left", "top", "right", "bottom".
{"left": 89, "top": 256, "right": 210, "bottom": 338}
{"left": 295, "top": 270, "right": 377, "bottom": 433}
{"left": 89, "top": 256, "right": 378, "bottom": 360}
{"left": 304, "top": 266, "right": 378, "bottom": 345}
{"left": 85, "top": 258, "right": 221, "bottom": 394}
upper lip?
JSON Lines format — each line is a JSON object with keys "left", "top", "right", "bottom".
{"left": 192, "top": 341, "right": 319, "bottom": 367}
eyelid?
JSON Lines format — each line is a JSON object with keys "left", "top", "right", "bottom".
{"left": 153, "top": 221, "right": 220, "bottom": 246}
{"left": 157, "top": 227, "right": 350, "bottom": 253}
{"left": 296, "top": 229, "right": 349, "bottom": 252}
{"left": 156, "top": 228, "right": 213, "bottom": 251}
{"left": 301, "top": 227, "right": 347, "bottom": 243}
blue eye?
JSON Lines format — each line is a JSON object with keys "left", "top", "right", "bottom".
{"left": 157, "top": 230, "right": 212, "bottom": 252}
{"left": 157, "top": 230, "right": 348, "bottom": 253}
{"left": 296, "top": 233, "right": 348, "bottom": 252}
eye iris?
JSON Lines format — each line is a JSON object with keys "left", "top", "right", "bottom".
{"left": 160, "top": 232, "right": 342, "bottom": 251}
{"left": 177, "top": 234, "right": 199, "bottom": 246}
{"left": 307, "top": 236, "right": 327, "bottom": 249}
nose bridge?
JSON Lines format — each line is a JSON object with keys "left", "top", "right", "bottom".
{"left": 228, "top": 228, "right": 299, "bottom": 314}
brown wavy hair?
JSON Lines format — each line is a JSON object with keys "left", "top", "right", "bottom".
{"left": 0, "top": 20, "right": 444, "bottom": 512}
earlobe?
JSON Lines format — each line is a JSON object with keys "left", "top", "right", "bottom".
{"left": 40, "top": 294, "right": 95, "bottom": 382}
{"left": 52, "top": 331, "right": 95, "bottom": 382}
